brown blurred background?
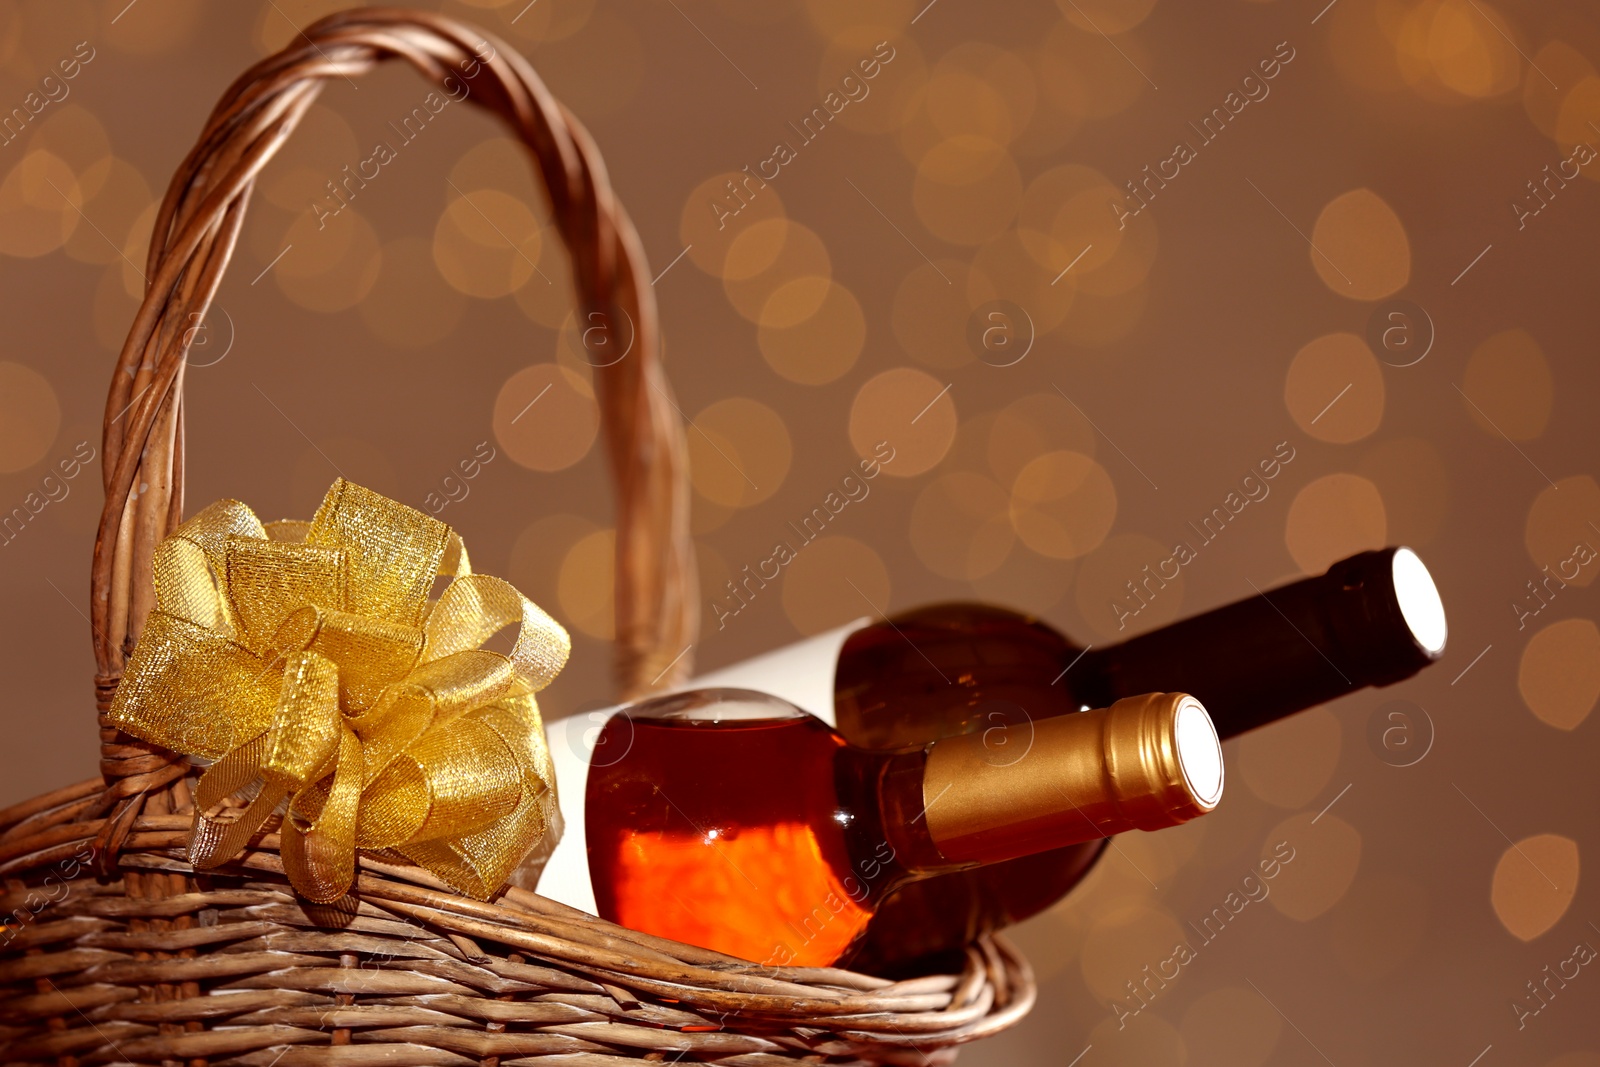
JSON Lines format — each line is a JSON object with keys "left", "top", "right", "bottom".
{"left": 2, "top": 0, "right": 1599, "bottom": 1063}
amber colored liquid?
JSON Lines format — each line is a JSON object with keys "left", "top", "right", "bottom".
{"left": 586, "top": 712, "right": 896, "bottom": 967}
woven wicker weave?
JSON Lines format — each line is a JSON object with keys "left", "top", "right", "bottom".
{"left": 0, "top": 8, "right": 1034, "bottom": 1065}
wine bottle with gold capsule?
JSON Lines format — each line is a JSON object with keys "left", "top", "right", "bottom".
{"left": 687, "top": 546, "right": 1447, "bottom": 971}
{"left": 537, "top": 688, "right": 1223, "bottom": 968}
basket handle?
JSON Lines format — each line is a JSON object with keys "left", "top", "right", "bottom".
{"left": 90, "top": 7, "right": 698, "bottom": 797}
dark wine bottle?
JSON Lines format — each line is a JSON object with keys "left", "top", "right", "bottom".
{"left": 690, "top": 546, "right": 1446, "bottom": 971}
{"left": 544, "top": 688, "right": 1220, "bottom": 967}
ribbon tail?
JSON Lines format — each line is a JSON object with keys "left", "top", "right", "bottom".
{"left": 282, "top": 728, "right": 364, "bottom": 903}
{"left": 189, "top": 735, "right": 288, "bottom": 870}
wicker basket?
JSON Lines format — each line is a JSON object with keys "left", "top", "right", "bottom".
{"left": 0, "top": 9, "right": 1033, "bottom": 1065}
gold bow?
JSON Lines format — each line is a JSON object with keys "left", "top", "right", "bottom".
{"left": 108, "top": 478, "right": 570, "bottom": 903}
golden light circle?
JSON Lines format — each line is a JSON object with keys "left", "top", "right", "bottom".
{"left": 680, "top": 171, "right": 787, "bottom": 277}
{"left": 1491, "top": 833, "right": 1579, "bottom": 942}
{"left": 781, "top": 536, "right": 891, "bottom": 636}
{"left": 1071, "top": 196, "right": 1158, "bottom": 299}
{"left": 1056, "top": 0, "right": 1158, "bottom": 35}
{"left": 359, "top": 237, "right": 466, "bottom": 349}
{"left": 848, "top": 367, "right": 956, "bottom": 478}
{"left": 1544, "top": 1056, "right": 1600, "bottom": 1067}
{"left": 25, "top": 105, "right": 111, "bottom": 196}
{"left": 1518, "top": 619, "right": 1600, "bottom": 731}
{"left": 922, "top": 44, "right": 1036, "bottom": 147}
{"left": 105, "top": 0, "right": 203, "bottom": 55}
{"left": 1072, "top": 532, "right": 1182, "bottom": 641}
{"left": 1523, "top": 43, "right": 1594, "bottom": 139}
{"left": 1180, "top": 986, "right": 1283, "bottom": 1067}
{"left": 1238, "top": 707, "right": 1343, "bottom": 809}
{"left": 1328, "top": 874, "right": 1430, "bottom": 981}
{"left": 1078, "top": 902, "right": 1185, "bottom": 1002}
{"left": 901, "top": 67, "right": 1014, "bottom": 159}
{"left": 712, "top": 0, "right": 800, "bottom": 24}
{"left": 0, "top": 362, "right": 60, "bottom": 474}
{"left": 693, "top": 541, "right": 734, "bottom": 633}
{"left": 911, "top": 136, "right": 1022, "bottom": 246}
{"left": 1554, "top": 75, "right": 1600, "bottom": 158}
{"left": 1285, "top": 333, "right": 1386, "bottom": 444}
{"left": 758, "top": 280, "right": 865, "bottom": 385}
{"left": 1309, "top": 189, "right": 1411, "bottom": 300}
{"left": 0, "top": 150, "right": 81, "bottom": 258}
{"left": 968, "top": 229, "right": 1076, "bottom": 331}
{"left": 724, "top": 222, "right": 832, "bottom": 323}
{"left": 1285, "top": 473, "right": 1387, "bottom": 574}
{"left": 1087, "top": 1012, "right": 1186, "bottom": 1064}
{"left": 492, "top": 364, "right": 600, "bottom": 473}
{"left": 817, "top": 30, "right": 926, "bottom": 135}
{"left": 558, "top": 528, "right": 615, "bottom": 641}
{"left": 433, "top": 188, "right": 544, "bottom": 299}
{"left": 509, "top": 513, "right": 601, "bottom": 614}
{"left": 756, "top": 274, "right": 832, "bottom": 330}
{"left": 1264, "top": 813, "right": 1362, "bottom": 921}
{"left": 63, "top": 157, "right": 151, "bottom": 267}
{"left": 263, "top": 105, "right": 360, "bottom": 213}
{"left": 688, "top": 397, "right": 792, "bottom": 508}
{"left": 1035, "top": 18, "right": 1149, "bottom": 121}
{"left": 276, "top": 207, "right": 382, "bottom": 313}
{"left": 891, "top": 259, "right": 976, "bottom": 370}
{"left": 1425, "top": 0, "right": 1520, "bottom": 98}
{"left": 724, "top": 217, "right": 793, "bottom": 282}
{"left": 1461, "top": 328, "right": 1553, "bottom": 440}
{"left": 1056, "top": 284, "right": 1150, "bottom": 347}
{"left": 1010, "top": 451, "right": 1116, "bottom": 560}
{"left": 910, "top": 472, "right": 1015, "bottom": 580}
{"left": 513, "top": 228, "right": 575, "bottom": 330}
{"left": 988, "top": 393, "right": 1096, "bottom": 486}
{"left": 498, "top": 0, "right": 596, "bottom": 43}
{"left": 804, "top": 0, "right": 914, "bottom": 39}
{"left": 1357, "top": 438, "right": 1450, "bottom": 547}
{"left": 253, "top": 0, "right": 350, "bottom": 53}
{"left": 1327, "top": 0, "right": 1408, "bottom": 93}
{"left": 1524, "top": 476, "right": 1600, "bottom": 587}
{"left": 1018, "top": 165, "right": 1127, "bottom": 277}
{"left": 450, "top": 137, "right": 542, "bottom": 204}
{"left": 93, "top": 259, "right": 139, "bottom": 353}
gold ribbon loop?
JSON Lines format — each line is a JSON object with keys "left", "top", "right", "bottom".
{"left": 109, "top": 478, "right": 568, "bottom": 903}
{"left": 225, "top": 538, "right": 348, "bottom": 655}
{"left": 261, "top": 651, "right": 342, "bottom": 789}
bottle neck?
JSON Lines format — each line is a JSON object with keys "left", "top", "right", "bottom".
{"left": 871, "top": 693, "right": 1219, "bottom": 875}
{"left": 1077, "top": 548, "right": 1443, "bottom": 739}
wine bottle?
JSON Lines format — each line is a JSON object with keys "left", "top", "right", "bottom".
{"left": 538, "top": 687, "right": 1222, "bottom": 967}
{"left": 688, "top": 546, "right": 1446, "bottom": 971}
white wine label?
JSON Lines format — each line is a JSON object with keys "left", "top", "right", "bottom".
{"left": 538, "top": 709, "right": 612, "bottom": 914}
{"left": 534, "top": 618, "right": 870, "bottom": 914}
{"left": 680, "top": 617, "right": 869, "bottom": 727}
